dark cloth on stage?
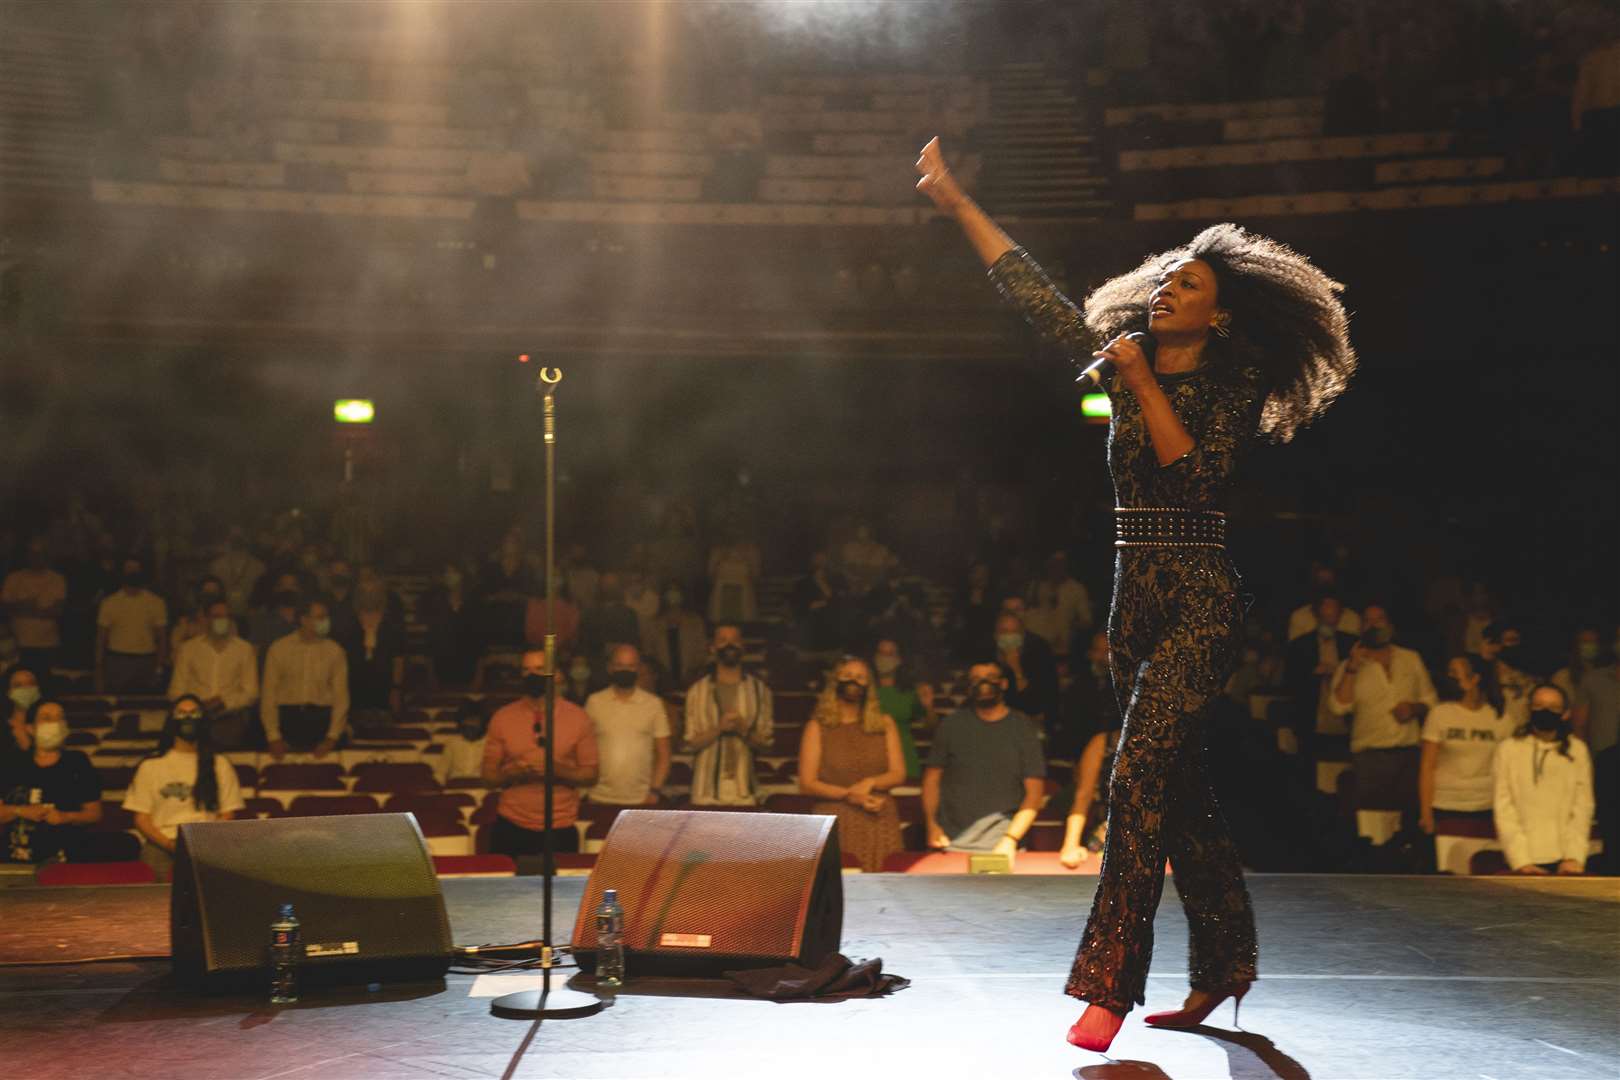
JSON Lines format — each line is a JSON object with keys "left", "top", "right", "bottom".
{"left": 991, "top": 246, "right": 1262, "bottom": 1013}
{"left": 724, "top": 953, "right": 909, "bottom": 1001}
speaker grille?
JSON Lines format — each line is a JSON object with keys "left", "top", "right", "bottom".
{"left": 172, "top": 814, "right": 452, "bottom": 987}
{"left": 572, "top": 810, "right": 842, "bottom": 975}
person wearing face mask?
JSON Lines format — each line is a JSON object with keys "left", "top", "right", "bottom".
{"left": 170, "top": 576, "right": 226, "bottom": 658}
{"left": 1492, "top": 684, "right": 1593, "bottom": 875}
{"left": 1572, "top": 626, "right": 1619, "bottom": 875}
{"left": 122, "top": 696, "right": 244, "bottom": 881}
{"left": 872, "top": 638, "right": 933, "bottom": 781}
{"left": 481, "top": 649, "right": 599, "bottom": 864}
{"left": 1330, "top": 604, "right": 1438, "bottom": 830}
{"left": 434, "top": 703, "right": 488, "bottom": 785}
{"left": 1552, "top": 627, "right": 1603, "bottom": 707}
{"left": 1, "top": 537, "right": 66, "bottom": 681}
{"left": 249, "top": 575, "right": 303, "bottom": 663}
{"left": 584, "top": 644, "right": 671, "bottom": 807}
{"left": 168, "top": 599, "right": 258, "bottom": 750}
{"left": 683, "top": 624, "right": 774, "bottom": 806}
{"left": 422, "top": 562, "right": 480, "bottom": 687}
{"left": 1473, "top": 621, "right": 1533, "bottom": 727}
{"left": 1282, "top": 593, "right": 1358, "bottom": 786}
{"left": 1418, "top": 655, "right": 1515, "bottom": 840}
{"left": 993, "top": 611, "right": 1060, "bottom": 736}
{"left": 641, "top": 584, "right": 708, "bottom": 691}
{"left": 259, "top": 599, "right": 349, "bottom": 760}
{"left": 921, "top": 661, "right": 1046, "bottom": 857}
{"left": 0, "top": 699, "right": 101, "bottom": 864}
{"left": 94, "top": 557, "right": 169, "bottom": 693}
{"left": 3, "top": 664, "right": 43, "bottom": 761}
{"left": 799, "top": 658, "right": 906, "bottom": 871}
{"left": 208, "top": 528, "right": 265, "bottom": 619}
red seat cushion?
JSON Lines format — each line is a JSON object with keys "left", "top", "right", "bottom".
{"left": 37, "top": 861, "right": 156, "bottom": 886}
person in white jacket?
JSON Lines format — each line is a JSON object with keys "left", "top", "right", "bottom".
{"left": 1493, "top": 684, "right": 1593, "bottom": 875}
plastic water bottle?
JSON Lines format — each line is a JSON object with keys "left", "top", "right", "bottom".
{"left": 269, "top": 903, "right": 301, "bottom": 1004}
{"left": 594, "top": 888, "right": 624, "bottom": 988}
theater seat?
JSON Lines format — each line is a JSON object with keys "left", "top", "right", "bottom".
{"left": 242, "top": 797, "right": 287, "bottom": 819}
{"left": 351, "top": 762, "right": 440, "bottom": 793}
{"left": 432, "top": 854, "right": 516, "bottom": 878}
{"left": 763, "top": 793, "right": 819, "bottom": 814}
{"left": 38, "top": 861, "right": 155, "bottom": 886}
{"left": 260, "top": 763, "right": 347, "bottom": 792}
{"left": 286, "top": 794, "right": 382, "bottom": 817}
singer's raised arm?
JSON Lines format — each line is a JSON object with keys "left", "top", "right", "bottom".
{"left": 915, "top": 137, "right": 1095, "bottom": 368}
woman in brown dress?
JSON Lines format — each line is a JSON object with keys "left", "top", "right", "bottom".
{"left": 797, "top": 657, "right": 907, "bottom": 871}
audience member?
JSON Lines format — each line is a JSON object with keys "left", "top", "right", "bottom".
{"left": 1285, "top": 565, "right": 1361, "bottom": 641}
{"left": 798, "top": 657, "right": 906, "bottom": 872}
{"left": 4, "top": 664, "right": 41, "bottom": 760}
{"left": 260, "top": 599, "right": 349, "bottom": 759}
{"left": 580, "top": 572, "right": 643, "bottom": 661}
{"left": 1328, "top": 605, "right": 1437, "bottom": 825}
{"left": 0, "top": 699, "right": 101, "bottom": 863}
{"left": 872, "top": 637, "right": 932, "bottom": 781}
{"left": 707, "top": 535, "right": 761, "bottom": 624}
{"left": 1574, "top": 629, "right": 1619, "bottom": 874}
{"left": 1419, "top": 655, "right": 1514, "bottom": 836}
{"left": 170, "top": 575, "right": 224, "bottom": 657}
{"left": 791, "top": 549, "right": 849, "bottom": 651}
{"left": 2, "top": 537, "right": 66, "bottom": 679}
{"left": 1552, "top": 626, "right": 1603, "bottom": 705}
{"left": 922, "top": 661, "right": 1045, "bottom": 855}
{"left": 321, "top": 558, "right": 361, "bottom": 642}
{"left": 562, "top": 543, "right": 600, "bottom": 611}
{"left": 208, "top": 527, "right": 265, "bottom": 618}
{"left": 249, "top": 574, "right": 302, "bottom": 659}
{"left": 481, "top": 648, "right": 599, "bottom": 862}
{"left": 1494, "top": 684, "right": 1593, "bottom": 875}
{"left": 642, "top": 584, "right": 709, "bottom": 690}
{"left": 1058, "top": 706, "right": 1123, "bottom": 869}
{"left": 340, "top": 581, "right": 406, "bottom": 733}
{"left": 839, "top": 523, "right": 896, "bottom": 598}
{"left": 622, "top": 569, "right": 660, "bottom": 641}
{"left": 95, "top": 556, "right": 168, "bottom": 693}
{"left": 168, "top": 598, "right": 258, "bottom": 748}
{"left": 1056, "top": 631, "right": 1120, "bottom": 761}
{"left": 994, "top": 611, "right": 1060, "bottom": 734}
{"left": 1475, "top": 621, "right": 1534, "bottom": 725}
{"left": 951, "top": 561, "right": 997, "bottom": 664}
{"left": 1023, "top": 552, "right": 1092, "bottom": 660}
{"left": 683, "top": 623, "right": 774, "bottom": 806}
{"left": 1283, "top": 593, "right": 1358, "bottom": 776}
{"left": 523, "top": 587, "right": 581, "bottom": 655}
{"left": 585, "top": 644, "right": 671, "bottom": 806}
{"left": 433, "top": 703, "right": 488, "bottom": 784}
{"left": 122, "top": 695, "right": 244, "bottom": 881}
{"left": 421, "top": 562, "right": 480, "bottom": 686}
{"left": 355, "top": 564, "right": 407, "bottom": 629}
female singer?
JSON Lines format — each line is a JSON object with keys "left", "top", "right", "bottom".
{"left": 915, "top": 137, "right": 1355, "bottom": 1053}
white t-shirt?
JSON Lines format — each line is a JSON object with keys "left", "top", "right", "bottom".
{"left": 1421, "top": 701, "right": 1516, "bottom": 811}
{"left": 585, "top": 686, "right": 671, "bottom": 805}
{"left": 433, "top": 734, "right": 487, "bottom": 783}
{"left": 98, "top": 589, "right": 168, "bottom": 655}
{"left": 122, "top": 750, "right": 245, "bottom": 840}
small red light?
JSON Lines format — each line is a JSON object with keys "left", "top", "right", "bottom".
{"left": 518, "top": 354, "right": 530, "bottom": 363}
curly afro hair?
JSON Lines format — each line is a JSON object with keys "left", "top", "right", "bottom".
{"left": 1082, "top": 223, "right": 1356, "bottom": 442}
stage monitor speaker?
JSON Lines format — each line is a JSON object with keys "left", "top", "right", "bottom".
{"left": 172, "top": 814, "right": 453, "bottom": 990}
{"left": 571, "top": 809, "right": 843, "bottom": 977}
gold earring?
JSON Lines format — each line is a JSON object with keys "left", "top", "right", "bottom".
{"left": 1213, "top": 316, "right": 1231, "bottom": 339}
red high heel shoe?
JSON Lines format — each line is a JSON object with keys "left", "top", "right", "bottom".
{"left": 1066, "top": 1003, "right": 1126, "bottom": 1053}
{"left": 1143, "top": 982, "right": 1251, "bottom": 1029}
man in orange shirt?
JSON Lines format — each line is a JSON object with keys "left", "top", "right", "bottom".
{"left": 481, "top": 649, "right": 599, "bottom": 862}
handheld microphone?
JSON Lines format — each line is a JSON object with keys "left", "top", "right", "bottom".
{"left": 1075, "top": 332, "right": 1156, "bottom": 390}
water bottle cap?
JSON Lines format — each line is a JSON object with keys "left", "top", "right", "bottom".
{"left": 279, "top": 903, "right": 294, "bottom": 917}
{"left": 602, "top": 888, "right": 617, "bottom": 903}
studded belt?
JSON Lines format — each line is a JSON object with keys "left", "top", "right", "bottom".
{"left": 1115, "top": 506, "right": 1227, "bottom": 549}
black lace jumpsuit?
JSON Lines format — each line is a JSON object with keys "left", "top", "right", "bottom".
{"left": 989, "top": 247, "right": 1260, "bottom": 1014}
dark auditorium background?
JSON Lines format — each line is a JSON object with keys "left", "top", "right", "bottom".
{"left": 0, "top": 1, "right": 1616, "bottom": 869}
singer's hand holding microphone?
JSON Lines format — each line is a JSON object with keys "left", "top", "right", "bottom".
{"left": 1076, "top": 332, "right": 1157, "bottom": 392}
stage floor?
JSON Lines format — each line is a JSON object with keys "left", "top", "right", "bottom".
{"left": 2, "top": 873, "right": 1616, "bottom": 1080}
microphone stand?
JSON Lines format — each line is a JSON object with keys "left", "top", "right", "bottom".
{"left": 491, "top": 366, "right": 603, "bottom": 1021}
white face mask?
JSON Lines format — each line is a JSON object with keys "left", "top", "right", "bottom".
{"left": 33, "top": 722, "right": 67, "bottom": 752}
{"left": 210, "top": 617, "right": 231, "bottom": 637}
{"left": 9, "top": 686, "right": 40, "bottom": 711}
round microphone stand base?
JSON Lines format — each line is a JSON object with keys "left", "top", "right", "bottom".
{"left": 490, "top": 984, "right": 605, "bottom": 1020}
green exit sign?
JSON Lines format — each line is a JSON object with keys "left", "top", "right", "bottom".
{"left": 333, "top": 399, "right": 375, "bottom": 424}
